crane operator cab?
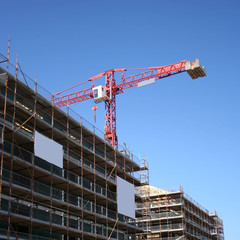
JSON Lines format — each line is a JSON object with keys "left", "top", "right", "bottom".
{"left": 92, "top": 85, "right": 109, "bottom": 103}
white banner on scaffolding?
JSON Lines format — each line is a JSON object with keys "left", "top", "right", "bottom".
{"left": 117, "top": 176, "right": 135, "bottom": 219}
{"left": 35, "top": 131, "right": 63, "bottom": 168}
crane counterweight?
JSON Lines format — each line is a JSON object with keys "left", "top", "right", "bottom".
{"left": 185, "top": 59, "right": 206, "bottom": 79}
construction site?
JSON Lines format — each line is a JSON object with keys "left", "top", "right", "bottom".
{"left": 136, "top": 186, "right": 224, "bottom": 240}
{"left": 0, "top": 41, "right": 224, "bottom": 240}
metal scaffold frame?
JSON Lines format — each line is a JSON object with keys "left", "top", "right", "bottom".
{"left": 0, "top": 38, "right": 10, "bottom": 205}
{"left": 0, "top": 42, "right": 146, "bottom": 240}
{"left": 136, "top": 185, "right": 224, "bottom": 240}
{"left": 136, "top": 155, "right": 150, "bottom": 240}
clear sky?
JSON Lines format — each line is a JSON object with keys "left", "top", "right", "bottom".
{"left": 1, "top": 0, "right": 239, "bottom": 239}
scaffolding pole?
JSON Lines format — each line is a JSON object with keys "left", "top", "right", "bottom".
{"left": 0, "top": 37, "right": 10, "bottom": 205}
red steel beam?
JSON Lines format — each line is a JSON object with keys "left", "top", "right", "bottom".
{"left": 117, "top": 60, "right": 187, "bottom": 91}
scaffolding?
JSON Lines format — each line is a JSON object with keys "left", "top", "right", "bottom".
{"left": 0, "top": 43, "right": 146, "bottom": 240}
{"left": 0, "top": 38, "right": 10, "bottom": 206}
{"left": 209, "top": 211, "right": 224, "bottom": 240}
{"left": 136, "top": 186, "right": 224, "bottom": 240}
{"left": 135, "top": 156, "right": 150, "bottom": 240}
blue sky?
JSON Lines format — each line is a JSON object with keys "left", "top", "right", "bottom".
{"left": 1, "top": 0, "right": 239, "bottom": 239}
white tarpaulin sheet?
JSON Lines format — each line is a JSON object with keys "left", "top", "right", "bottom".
{"left": 35, "top": 131, "right": 63, "bottom": 168}
{"left": 117, "top": 176, "right": 135, "bottom": 219}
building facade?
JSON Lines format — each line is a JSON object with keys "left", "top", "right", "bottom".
{"left": 0, "top": 56, "right": 146, "bottom": 240}
{"left": 136, "top": 186, "right": 224, "bottom": 240}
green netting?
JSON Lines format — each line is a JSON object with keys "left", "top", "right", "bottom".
{"left": 3, "top": 141, "right": 11, "bottom": 153}
{"left": 36, "top": 107, "right": 52, "bottom": 126}
{"left": 95, "top": 165, "right": 105, "bottom": 176}
{"left": 0, "top": 88, "right": 5, "bottom": 98}
{"left": 108, "top": 209, "right": 117, "bottom": 220}
{"left": 103, "top": 227, "right": 107, "bottom": 237}
{"left": 108, "top": 229, "right": 117, "bottom": 239}
{"left": 52, "top": 213, "right": 62, "bottom": 225}
{"left": 35, "top": 156, "right": 51, "bottom": 171}
{"left": 96, "top": 205, "right": 106, "bottom": 216}
{"left": 13, "top": 173, "right": 31, "bottom": 188}
{"left": 0, "top": 221, "right": 8, "bottom": 229}
{"left": 14, "top": 145, "right": 32, "bottom": 163}
{"left": 83, "top": 179, "right": 92, "bottom": 190}
{"left": 0, "top": 228, "right": 7, "bottom": 237}
{"left": 52, "top": 188, "right": 63, "bottom": 201}
{"left": 51, "top": 233, "right": 62, "bottom": 240}
{"left": 96, "top": 225, "right": 103, "bottom": 236}
{"left": 68, "top": 172, "right": 79, "bottom": 184}
{"left": 32, "top": 229, "right": 51, "bottom": 239}
{"left": 69, "top": 218, "right": 79, "bottom": 230}
{"left": 16, "top": 94, "right": 34, "bottom": 114}
{"left": 83, "top": 222, "right": 92, "bottom": 233}
{"left": 118, "top": 214, "right": 124, "bottom": 223}
{"left": 68, "top": 194, "right": 78, "bottom": 206}
{"left": 102, "top": 207, "right": 106, "bottom": 216}
{"left": 2, "top": 168, "right": 10, "bottom": 181}
{"left": 2, "top": 140, "right": 32, "bottom": 163}
{"left": 11, "top": 202, "right": 30, "bottom": 217}
{"left": 95, "top": 148, "right": 104, "bottom": 158}
{"left": 54, "top": 119, "right": 67, "bottom": 132}
{"left": 4, "top": 114, "right": 13, "bottom": 125}
{"left": 83, "top": 200, "right": 92, "bottom": 212}
{"left": 0, "top": 198, "right": 9, "bottom": 211}
{"left": 83, "top": 159, "right": 91, "bottom": 168}
{"left": 107, "top": 190, "right": 116, "bottom": 201}
{"left": 4, "top": 88, "right": 14, "bottom": 101}
{"left": 118, "top": 232, "right": 125, "bottom": 240}
{"left": 34, "top": 181, "right": 50, "bottom": 197}
{"left": 52, "top": 165, "right": 62, "bottom": 177}
{"left": 95, "top": 184, "right": 102, "bottom": 195}
{"left": 82, "top": 139, "right": 93, "bottom": 151}
{"left": 8, "top": 91, "right": 14, "bottom": 101}
{"left": 33, "top": 208, "right": 50, "bottom": 222}
{"left": 69, "top": 150, "right": 81, "bottom": 163}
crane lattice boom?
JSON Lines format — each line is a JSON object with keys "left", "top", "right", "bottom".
{"left": 53, "top": 59, "right": 206, "bottom": 147}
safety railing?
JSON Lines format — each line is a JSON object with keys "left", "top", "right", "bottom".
{"left": 211, "top": 229, "right": 217, "bottom": 234}
{"left": 0, "top": 127, "right": 2, "bottom": 143}
{"left": 2, "top": 168, "right": 137, "bottom": 229}
{"left": 184, "top": 205, "right": 213, "bottom": 226}
{"left": 185, "top": 217, "right": 211, "bottom": 234}
{"left": 1, "top": 140, "right": 116, "bottom": 201}
{"left": 0, "top": 65, "right": 142, "bottom": 168}
{"left": 0, "top": 111, "right": 140, "bottom": 184}
{"left": 0, "top": 111, "right": 34, "bottom": 139}
{"left": 0, "top": 228, "right": 61, "bottom": 240}
{"left": 0, "top": 196, "right": 125, "bottom": 239}
{"left": 183, "top": 192, "right": 209, "bottom": 214}
{"left": 138, "top": 210, "right": 183, "bottom": 221}
{"left": 144, "top": 237, "right": 183, "bottom": 240}
{"left": 186, "top": 227, "right": 212, "bottom": 240}
{"left": 63, "top": 149, "right": 116, "bottom": 183}
{"left": 150, "top": 223, "right": 184, "bottom": 232}
{"left": 135, "top": 198, "right": 182, "bottom": 210}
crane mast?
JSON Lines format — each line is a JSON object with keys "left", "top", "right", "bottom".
{"left": 53, "top": 59, "right": 206, "bottom": 147}
{"left": 104, "top": 71, "right": 118, "bottom": 147}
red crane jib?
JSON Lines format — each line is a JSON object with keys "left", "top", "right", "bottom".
{"left": 53, "top": 59, "right": 206, "bottom": 147}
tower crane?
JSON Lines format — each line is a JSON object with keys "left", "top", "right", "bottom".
{"left": 53, "top": 59, "right": 206, "bottom": 147}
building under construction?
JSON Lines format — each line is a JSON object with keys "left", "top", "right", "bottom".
{"left": 136, "top": 185, "right": 224, "bottom": 240}
{"left": 0, "top": 44, "right": 223, "bottom": 240}
{"left": 0, "top": 50, "right": 149, "bottom": 240}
